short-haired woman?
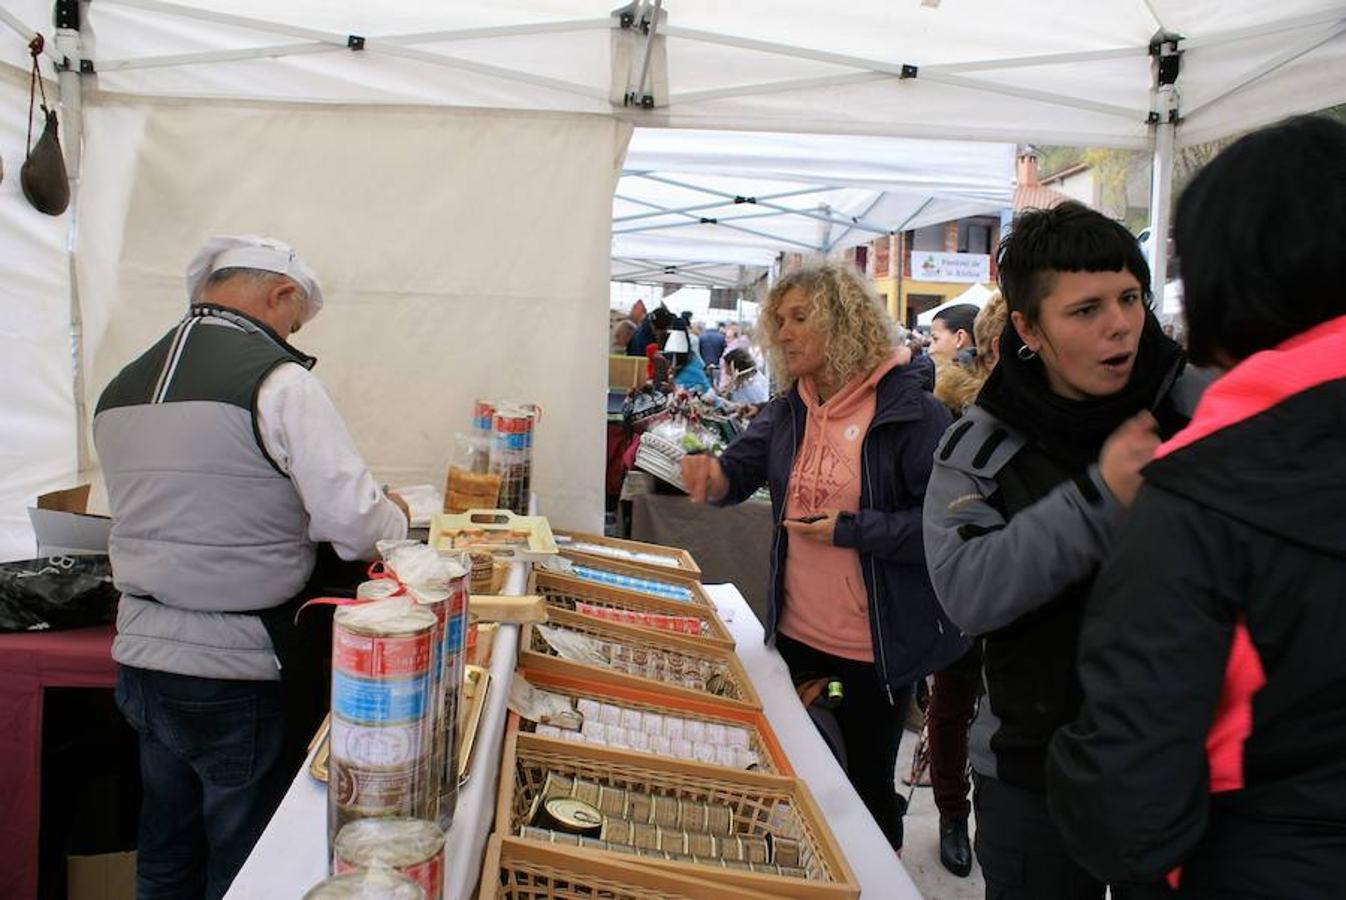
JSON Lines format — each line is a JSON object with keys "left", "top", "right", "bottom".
{"left": 1047, "top": 116, "right": 1346, "bottom": 898}
{"left": 923, "top": 201, "right": 1207, "bottom": 898}
{"left": 683, "top": 262, "right": 965, "bottom": 853}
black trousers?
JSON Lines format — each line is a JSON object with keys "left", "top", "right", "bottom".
{"left": 775, "top": 633, "right": 911, "bottom": 852}
{"left": 974, "top": 774, "right": 1174, "bottom": 900}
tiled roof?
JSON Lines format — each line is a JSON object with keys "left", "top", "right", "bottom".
{"left": 1014, "top": 183, "right": 1072, "bottom": 212}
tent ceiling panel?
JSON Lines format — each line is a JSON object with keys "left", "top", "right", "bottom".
{"left": 2, "top": 1, "right": 1342, "bottom": 148}
{"left": 612, "top": 128, "right": 1012, "bottom": 261}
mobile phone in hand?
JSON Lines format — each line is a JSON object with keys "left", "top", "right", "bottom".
{"left": 789, "top": 514, "right": 826, "bottom": 524}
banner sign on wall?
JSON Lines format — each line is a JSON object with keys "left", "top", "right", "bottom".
{"left": 910, "top": 251, "right": 990, "bottom": 283}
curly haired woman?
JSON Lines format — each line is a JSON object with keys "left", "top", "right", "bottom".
{"left": 682, "top": 262, "right": 967, "bottom": 852}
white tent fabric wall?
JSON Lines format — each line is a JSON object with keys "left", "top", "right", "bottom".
{"left": 72, "top": 101, "right": 628, "bottom": 541}
{"left": 0, "top": 69, "right": 76, "bottom": 562}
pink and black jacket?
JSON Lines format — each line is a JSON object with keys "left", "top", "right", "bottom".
{"left": 1046, "top": 315, "right": 1346, "bottom": 898}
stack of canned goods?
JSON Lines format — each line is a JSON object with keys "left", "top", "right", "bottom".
{"left": 471, "top": 398, "right": 495, "bottom": 441}
{"left": 328, "top": 600, "right": 438, "bottom": 844}
{"left": 489, "top": 405, "right": 536, "bottom": 516}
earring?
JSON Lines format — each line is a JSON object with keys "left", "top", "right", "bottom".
{"left": 1017, "top": 344, "right": 1038, "bottom": 361}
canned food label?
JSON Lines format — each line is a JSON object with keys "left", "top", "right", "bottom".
{"left": 446, "top": 616, "right": 464, "bottom": 651}
{"left": 336, "top": 844, "right": 443, "bottom": 899}
{"left": 330, "top": 757, "right": 426, "bottom": 814}
{"left": 334, "top": 627, "right": 432, "bottom": 678}
{"left": 332, "top": 671, "right": 429, "bottom": 723}
{"left": 330, "top": 715, "right": 425, "bottom": 768}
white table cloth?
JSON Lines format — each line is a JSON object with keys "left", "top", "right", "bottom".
{"left": 706, "top": 582, "right": 923, "bottom": 899}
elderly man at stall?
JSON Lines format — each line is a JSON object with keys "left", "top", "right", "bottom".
{"left": 94, "top": 235, "right": 410, "bottom": 900}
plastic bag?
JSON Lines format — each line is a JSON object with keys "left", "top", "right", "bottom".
{"left": 0, "top": 555, "right": 119, "bottom": 632}
{"left": 443, "top": 432, "right": 500, "bottom": 513}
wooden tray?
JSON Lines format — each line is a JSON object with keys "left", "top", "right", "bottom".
{"left": 521, "top": 608, "right": 760, "bottom": 712}
{"left": 431, "top": 509, "right": 558, "bottom": 560}
{"left": 553, "top": 530, "right": 701, "bottom": 579}
{"left": 511, "top": 662, "right": 792, "bottom": 776}
{"left": 481, "top": 834, "right": 776, "bottom": 900}
{"left": 557, "top": 551, "right": 714, "bottom": 608}
{"left": 529, "top": 568, "right": 733, "bottom": 649}
{"left": 309, "top": 665, "right": 491, "bottom": 786}
{"left": 497, "top": 732, "right": 859, "bottom": 900}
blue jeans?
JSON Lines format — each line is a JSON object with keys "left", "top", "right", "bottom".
{"left": 115, "top": 666, "right": 290, "bottom": 900}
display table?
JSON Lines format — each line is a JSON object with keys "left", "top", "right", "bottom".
{"left": 629, "top": 492, "right": 773, "bottom": 616}
{"left": 706, "top": 583, "right": 922, "bottom": 900}
{"left": 0, "top": 624, "right": 119, "bottom": 900}
{"left": 225, "top": 564, "right": 526, "bottom": 900}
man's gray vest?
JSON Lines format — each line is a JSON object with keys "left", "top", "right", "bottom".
{"left": 94, "top": 305, "right": 317, "bottom": 680}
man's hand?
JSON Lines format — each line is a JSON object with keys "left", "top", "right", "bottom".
{"left": 1098, "top": 411, "right": 1161, "bottom": 508}
{"left": 387, "top": 490, "right": 411, "bottom": 524}
{"left": 681, "top": 454, "right": 729, "bottom": 504}
{"left": 783, "top": 509, "right": 841, "bottom": 545}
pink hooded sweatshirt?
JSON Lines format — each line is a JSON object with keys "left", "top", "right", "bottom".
{"left": 777, "top": 353, "right": 904, "bottom": 661}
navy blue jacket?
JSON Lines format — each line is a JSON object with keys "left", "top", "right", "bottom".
{"left": 716, "top": 356, "right": 968, "bottom": 694}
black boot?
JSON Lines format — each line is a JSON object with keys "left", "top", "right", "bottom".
{"left": 939, "top": 816, "right": 973, "bottom": 877}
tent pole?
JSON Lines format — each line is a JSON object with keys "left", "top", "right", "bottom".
{"left": 1146, "top": 34, "right": 1181, "bottom": 298}
{"left": 54, "top": 0, "right": 89, "bottom": 474}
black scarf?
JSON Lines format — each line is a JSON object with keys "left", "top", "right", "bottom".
{"left": 976, "top": 309, "right": 1186, "bottom": 470}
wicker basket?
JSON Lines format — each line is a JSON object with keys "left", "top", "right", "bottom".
{"left": 497, "top": 733, "right": 859, "bottom": 900}
{"left": 552, "top": 530, "right": 701, "bottom": 579}
{"left": 511, "top": 662, "right": 792, "bottom": 776}
{"left": 481, "top": 834, "right": 776, "bottom": 900}
{"left": 521, "top": 607, "right": 761, "bottom": 712}
{"left": 528, "top": 568, "right": 734, "bottom": 648}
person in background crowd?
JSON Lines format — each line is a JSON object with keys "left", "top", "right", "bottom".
{"left": 922, "top": 291, "right": 1008, "bottom": 878}
{"left": 664, "top": 326, "right": 713, "bottom": 394}
{"left": 611, "top": 318, "right": 636, "bottom": 355}
{"left": 626, "top": 304, "right": 676, "bottom": 357}
{"left": 97, "top": 235, "right": 409, "bottom": 899}
{"left": 1046, "top": 116, "right": 1346, "bottom": 899}
{"left": 718, "top": 323, "right": 752, "bottom": 391}
{"left": 698, "top": 320, "right": 728, "bottom": 376}
{"left": 923, "top": 201, "right": 1208, "bottom": 899}
{"left": 929, "top": 303, "right": 981, "bottom": 367}
{"left": 682, "top": 262, "right": 965, "bottom": 854}
{"left": 722, "top": 347, "right": 769, "bottom": 404}
{"left": 933, "top": 293, "right": 1006, "bottom": 414}
{"left": 679, "top": 310, "right": 702, "bottom": 360}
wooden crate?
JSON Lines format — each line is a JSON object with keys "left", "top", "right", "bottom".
{"left": 529, "top": 568, "right": 734, "bottom": 649}
{"left": 496, "top": 732, "right": 860, "bottom": 900}
{"left": 557, "top": 550, "right": 715, "bottom": 607}
{"left": 481, "top": 835, "right": 776, "bottom": 900}
{"left": 552, "top": 530, "right": 701, "bottom": 579}
{"left": 609, "top": 355, "right": 648, "bottom": 391}
{"left": 511, "top": 661, "right": 792, "bottom": 775}
{"left": 522, "top": 608, "right": 761, "bottom": 712}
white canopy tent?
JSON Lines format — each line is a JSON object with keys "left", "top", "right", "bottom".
{"left": 614, "top": 126, "right": 1014, "bottom": 268}
{"left": 916, "top": 283, "right": 996, "bottom": 328}
{"left": 2, "top": 0, "right": 1345, "bottom": 563}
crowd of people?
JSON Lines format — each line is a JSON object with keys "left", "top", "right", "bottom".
{"left": 682, "top": 116, "right": 1346, "bottom": 899}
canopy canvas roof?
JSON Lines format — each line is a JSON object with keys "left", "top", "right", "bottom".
{"left": 3, "top": 1, "right": 1343, "bottom": 148}
{"left": 612, "top": 126, "right": 1014, "bottom": 276}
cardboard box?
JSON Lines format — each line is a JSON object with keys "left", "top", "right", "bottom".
{"left": 67, "top": 851, "right": 136, "bottom": 900}
{"left": 27, "top": 484, "right": 110, "bottom": 557}
{"left": 608, "top": 355, "right": 647, "bottom": 390}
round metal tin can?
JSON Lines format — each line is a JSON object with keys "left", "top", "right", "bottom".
{"left": 332, "top": 817, "right": 445, "bottom": 900}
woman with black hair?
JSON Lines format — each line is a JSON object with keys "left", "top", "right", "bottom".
{"left": 923, "top": 200, "right": 1208, "bottom": 899}
{"left": 1046, "top": 116, "right": 1346, "bottom": 898}
{"left": 928, "top": 303, "right": 980, "bottom": 366}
